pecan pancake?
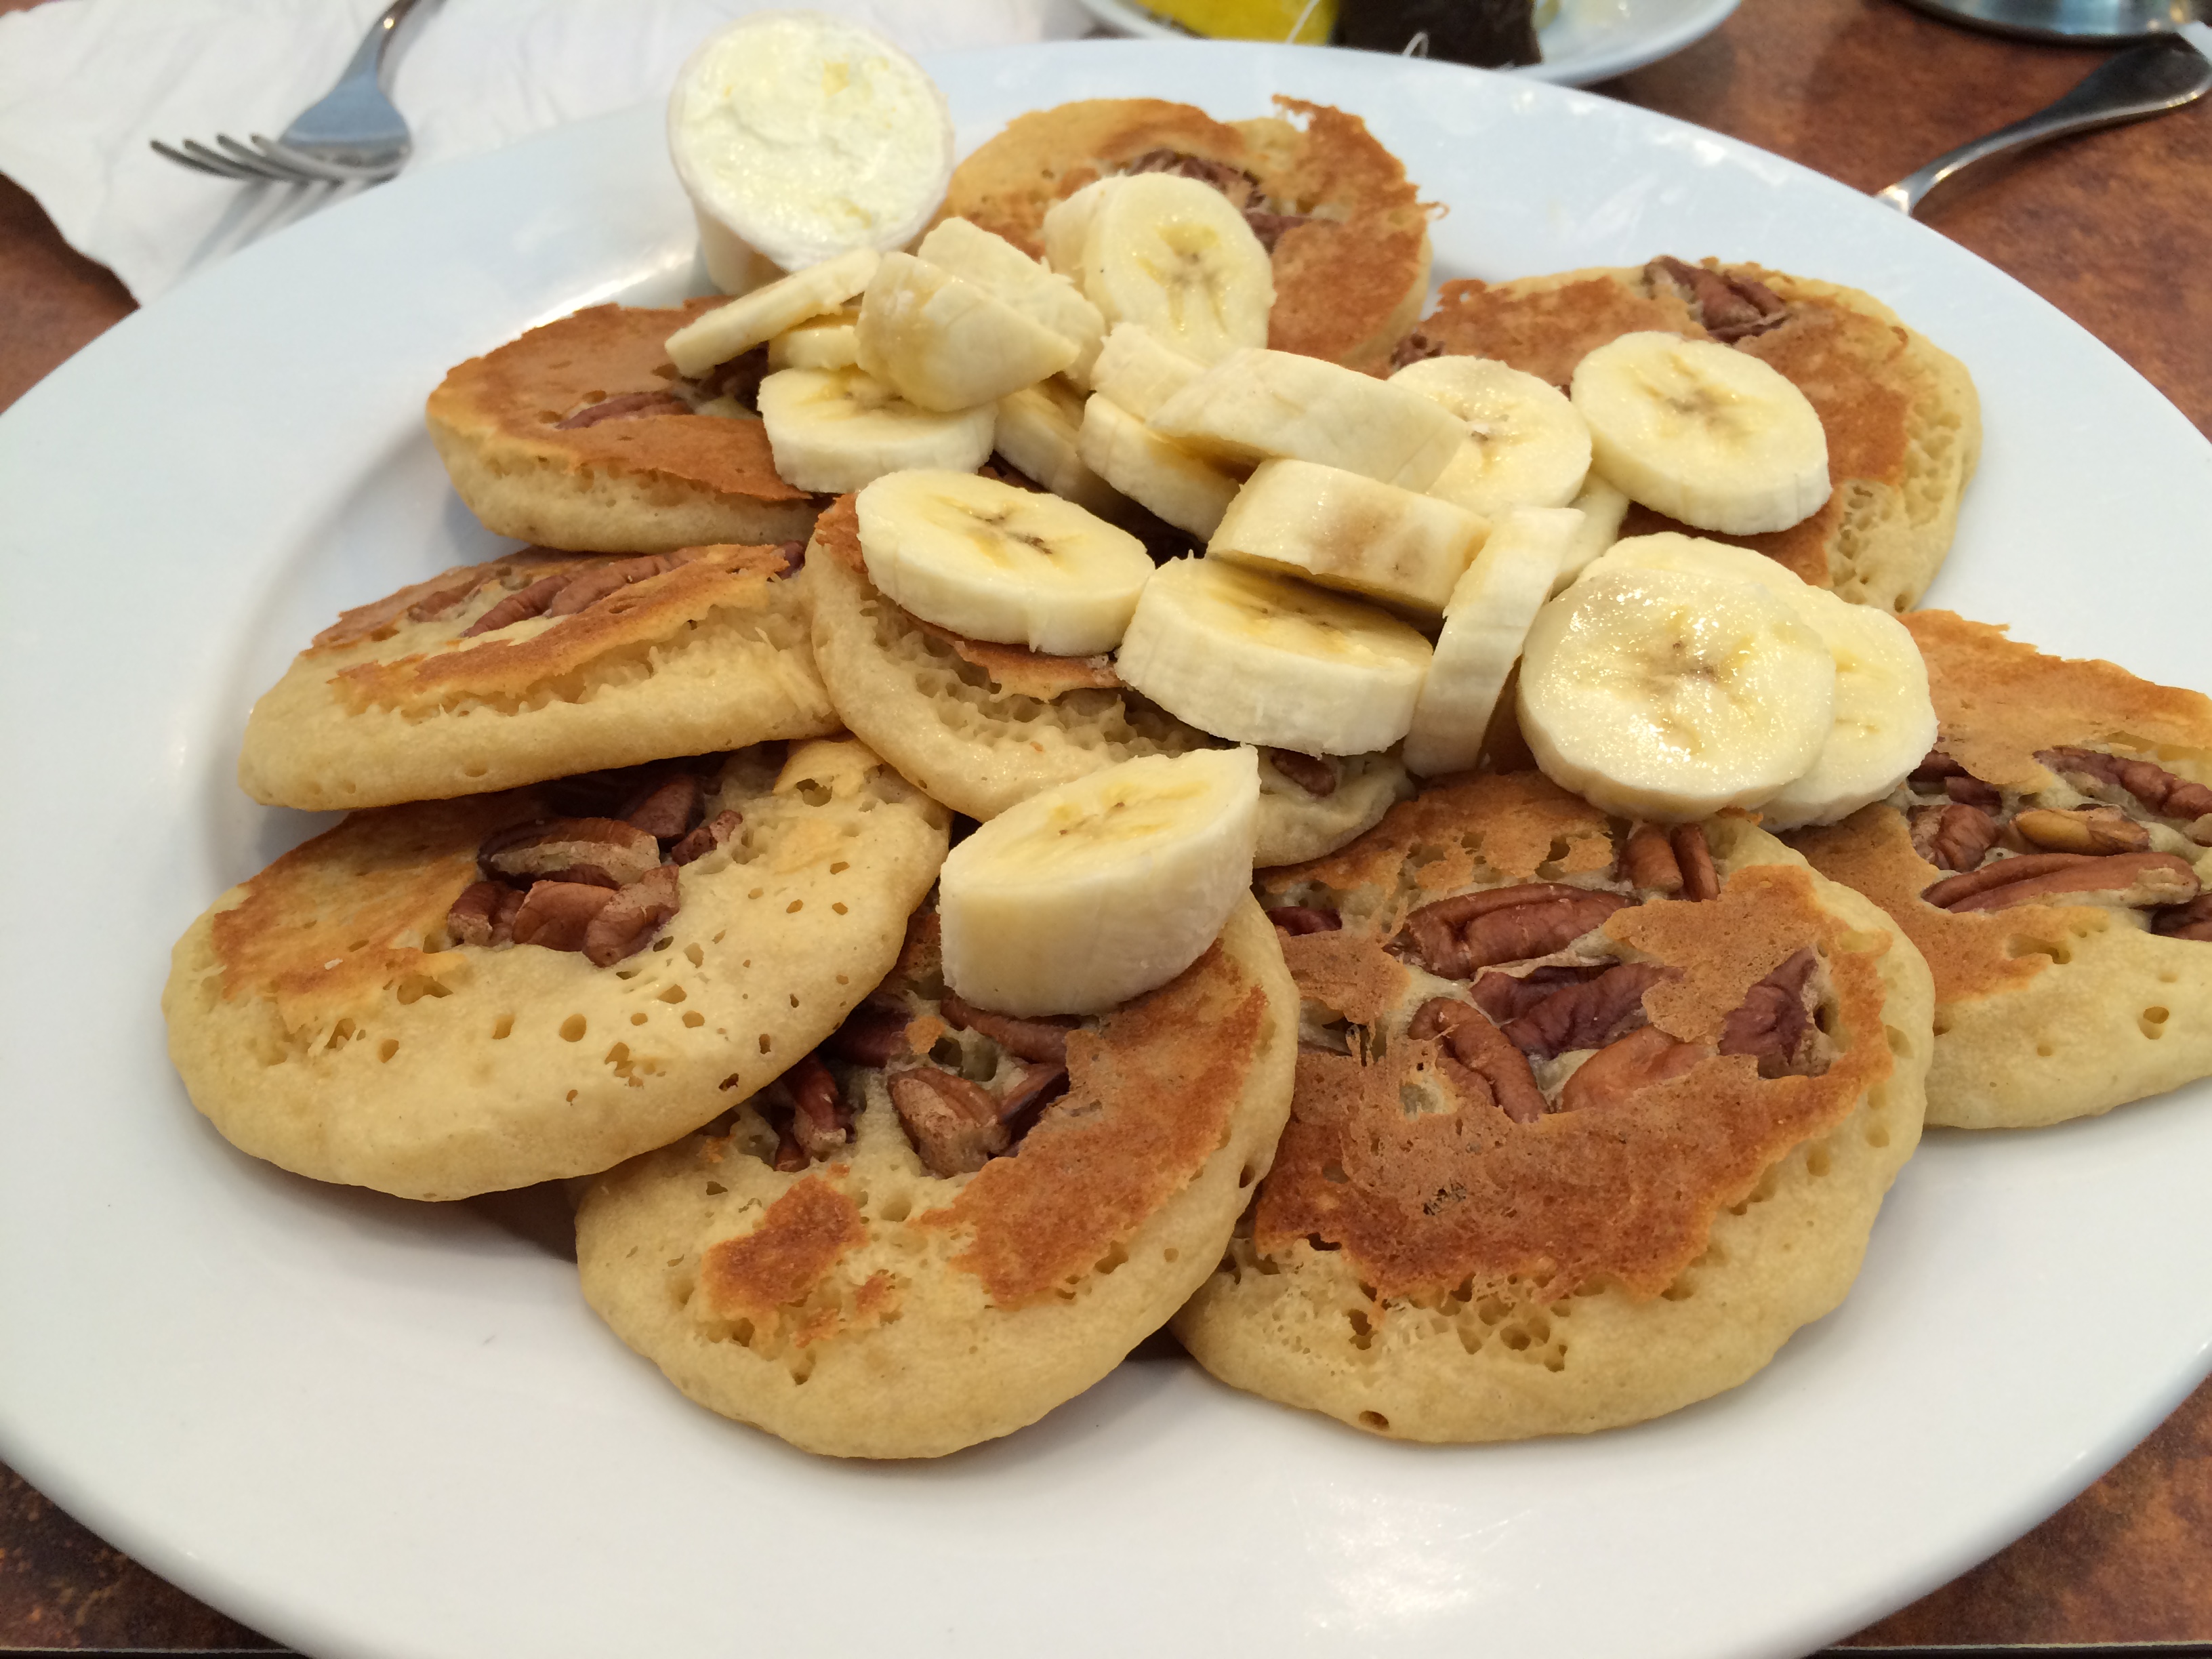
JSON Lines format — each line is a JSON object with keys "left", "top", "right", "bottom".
{"left": 1172, "top": 773, "right": 1932, "bottom": 1442}
{"left": 939, "top": 96, "right": 1433, "bottom": 375}
{"left": 239, "top": 544, "right": 838, "bottom": 811}
{"left": 1791, "top": 611, "right": 2212, "bottom": 1129}
{"left": 165, "top": 740, "right": 947, "bottom": 1200}
{"left": 802, "top": 494, "right": 1412, "bottom": 865}
{"left": 426, "top": 299, "right": 821, "bottom": 554}
{"left": 1396, "top": 260, "right": 1980, "bottom": 611}
{"left": 576, "top": 894, "right": 1296, "bottom": 1458}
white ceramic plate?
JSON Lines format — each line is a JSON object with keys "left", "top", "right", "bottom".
{"left": 3, "top": 40, "right": 2211, "bottom": 1659}
{"left": 1078, "top": 0, "right": 1741, "bottom": 85}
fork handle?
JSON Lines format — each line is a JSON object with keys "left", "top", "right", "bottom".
{"left": 334, "top": 0, "right": 430, "bottom": 89}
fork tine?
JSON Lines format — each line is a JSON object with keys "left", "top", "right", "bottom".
{"left": 150, "top": 140, "right": 251, "bottom": 180}
{"left": 213, "top": 135, "right": 316, "bottom": 184}
{"left": 253, "top": 136, "right": 392, "bottom": 185}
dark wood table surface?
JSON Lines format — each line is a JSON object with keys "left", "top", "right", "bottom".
{"left": 3, "top": 0, "right": 2209, "bottom": 1652}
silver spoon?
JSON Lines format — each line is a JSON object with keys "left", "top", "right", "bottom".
{"left": 1876, "top": 28, "right": 2212, "bottom": 215}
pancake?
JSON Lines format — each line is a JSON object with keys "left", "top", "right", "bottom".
{"left": 164, "top": 740, "right": 947, "bottom": 1200}
{"left": 802, "top": 494, "right": 1412, "bottom": 866}
{"left": 1173, "top": 773, "right": 1931, "bottom": 1442}
{"left": 426, "top": 299, "right": 821, "bottom": 554}
{"left": 1790, "top": 610, "right": 2212, "bottom": 1129}
{"left": 576, "top": 893, "right": 1296, "bottom": 1458}
{"left": 239, "top": 544, "right": 838, "bottom": 812}
{"left": 1396, "top": 259, "right": 1981, "bottom": 611}
{"left": 939, "top": 97, "right": 1434, "bottom": 375}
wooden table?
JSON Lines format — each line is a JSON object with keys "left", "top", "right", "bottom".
{"left": 3, "top": 0, "right": 2209, "bottom": 1651}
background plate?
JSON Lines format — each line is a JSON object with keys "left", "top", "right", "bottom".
{"left": 3, "top": 39, "right": 2210, "bottom": 1659}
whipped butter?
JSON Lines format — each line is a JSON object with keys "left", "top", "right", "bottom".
{"left": 668, "top": 13, "right": 955, "bottom": 293}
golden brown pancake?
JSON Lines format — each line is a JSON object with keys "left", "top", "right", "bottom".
{"left": 1790, "top": 610, "right": 2212, "bottom": 1128}
{"left": 1173, "top": 773, "right": 1931, "bottom": 1442}
{"left": 165, "top": 740, "right": 947, "bottom": 1200}
{"left": 1398, "top": 260, "right": 1981, "bottom": 611}
{"left": 426, "top": 300, "right": 821, "bottom": 553}
{"left": 801, "top": 495, "right": 1412, "bottom": 865}
{"left": 576, "top": 895, "right": 1296, "bottom": 1458}
{"left": 239, "top": 544, "right": 838, "bottom": 811}
{"left": 940, "top": 97, "right": 1433, "bottom": 375}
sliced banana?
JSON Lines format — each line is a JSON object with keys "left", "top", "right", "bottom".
{"left": 939, "top": 747, "right": 1261, "bottom": 1017}
{"left": 1393, "top": 355, "right": 1593, "bottom": 518}
{"left": 756, "top": 367, "right": 994, "bottom": 494}
{"left": 994, "top": 380, "right": 1132, "bottom": 521}
{"left": 1150, "top": 348, "right": 1468, "bottom": 491}
{"left": 1208, "top": 458, "right": 1488, "bottom": 614}
{"left": 665, "top": 247, "right": 880, "bottom": 377}
{"left": 1516, "top": 564, "right": 1836, "bottom": 821}
{"left": 917, "top": 216, "right": 1107, "bottom": 386}
{"left": 855, "top": 469, "right": 1153, "bottom": 656}
{"left": 1570, "top": 331, "right": 1830, "bottom": 536}
{"left": 1041, "top": 178, "right": 1113, "bottom": 279}
{"left": 1586, "top": 532, "right": 1936, "bottom": 827}
{"left": 1090, "top": 323, "right": 1205, "bottom": 422}
{"left": 1116, "top": 556, "right": 1432, "bottom": 756}
{"left": 856, "top": 251, "right": 1076, "bottom": 413}
{"left": 1404, "top": 508, "right": 1580, "bottom": 779}
{"left": 1553, "top": 474, "right": 1631, "bottom": 593}
{"left": 766, "top": 306, "right": 860, "bottom": 370}
{"left": 1069, "top": 173, "right": 1273, "bottom": 365}
{"left": 1078, "top": 393, "right": 1244, "bottom": 537}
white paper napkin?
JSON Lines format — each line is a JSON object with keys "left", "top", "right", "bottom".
{"left": 0, "top": 0, "right": 1093, "bottom": 303}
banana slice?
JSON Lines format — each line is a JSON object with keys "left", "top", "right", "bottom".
{"left": 1069, "top": 173, "right": 1273, "bottom": 365}
{"left": 855, "top": 470, "right": 1153, "bottom": 656}
{"left": 766, "top": 306, "right": 860, "bottom": 370}
{"left": 856, "top": 252, "right": 1077, "bottom": 413}
{"left": 1403, "top": 508, "right": 1581, "bottom": 779}
{"left": 1570, "top": 331, "right": 1830, "bottom": 536}
{"left": 1553, "top": 474, "right": 1631, "bottom": 593}
{"left": 1585, "top": 532, "right": 1936, "bottom": 827}
{"left": 1150, "top": 348, "right": 1467, "bottom": 491}
{"left": 665, "top": 247, "right": 880, "bottom": 377}
{"left": 994, "top": 380, "right": 1132, "bottom": 521}
{"left": 938, "top": 747, "right": 1261, "bottom": 1017}
{"left": 1078, "top": 393, "right": 1244, "bottom": 537}
{"left": 1090, "top": 323, "right": 1205, "bottom": 422}
{"left": 1116, "top": 556, "right": 1432, "bottom": 756}
{"left": 1393, "top": 356, "right": 1593, "bottom": 518}
{"left": 1516, "top": 564, "right": 1836, "bottom": 821}
{"left": 756, "top": 367, "right": 995, "bottom": 494}
{"left": 1208, "top": 458, "right": 1488, "bottom": 614}
{"left": 918, "top": 217, "right": 1107, "bottom": 386}
{"left": 1040, "top": 177, "right": 1112, "bottom": 278}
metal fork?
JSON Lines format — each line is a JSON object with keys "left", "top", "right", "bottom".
{"left": 151, "top": 0, "right": 428, "bottom": 186}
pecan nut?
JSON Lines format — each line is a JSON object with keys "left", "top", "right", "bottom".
{"left": 1408, "top": 998, "right": 1549, "bottom": 1124}
{"left": 832, "top": 999, "right": 913, "bottom": 1067}
{"left": 509, "top": 880, "right": 618, "bottom": 952}
{"left": 553, "top": 390, "right": 691, "bottom": 430}
{"left": 1398, "top": 884, "right": 1631, "bottom": 979}
{"left": 1621, "top": 825, "right": 1683, "bottom": 895}
{"left": 1910, "top": 802, "right": 1999, "bottom": 872}
{"left": 447, "top": 880, "right": 524, "bottom": 948}
{"left": 581, "top": 864, "right": 681, "bottom": 967}
{"left": 2011, "top": 806, "right": 2151, "bottom": 856}
{"left": 2041, "top": 747, "right": 2212, "bottom": 832}
{"left": 1924, "top": 851, "right": 2200, "bottom": 914}
{"left": 940, "top": 991, "right": 1076, "bottom": 1065}
{"left": 1265, "top": 749, "right": 1338, "bottom": 797}
{"left": 480, "top": 817, "right": 663, "bottom": 887}
{"left": 785, "top": 1054, "right": 848, "bottom": 1161}
{"left": 1717, "top": 947, "right": 1822, "bottom": 1078}
{"left": 670, "top": 808, "right": 742, "bottom": 865}
{"left": 1558, "top": 1026, "right": 1710, "bottom": 1113}
{"left": 1469, "top": 963, "right": 1608, "bottom": 1024}
{"left": 890, "top": 1067, "right": 1008, "bottom": 1176}
{"left": 1267, "top": 904, "right": 1343, "bottom": 937}
{"left": 1500, "top": 961, "right": 1671, "bottom": 1061}
{"left": 2153, "top": 895, "right": 2212, "bottom": 941}
{"left": 1670, "top": 824, "right": 1719, "bottom": 901}
{"left": 1647, "top": 255, "right": 1786, "bottom": 342}
{"left": 619, "top": 773, "right": 705, "bottom": 840}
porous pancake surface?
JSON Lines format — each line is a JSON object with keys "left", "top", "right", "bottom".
{"left": 577, "top": 895, "right": 1296, "bottom": 1458}
{"left": 1174, "top": 774, "right": 1931, "bottom": 1442}
{"left": 1791, "top": 610, "right": 2212, "bottom": 1128}
{"left": 1401, "top": 261, "right": 1981, "bottom": 611}
{"left": 426, "top": 299, "right": 819, "bottom": 554}
{"left": 239, "top": 544, "right": 837, "bottom": 811}
{"left": 165, "top": 740, "right": 947, "bottom": 1200}
{"left": 802, "top": 495, "right": 1411, "bottom": 864}
{"left": 940, "top": 96, "right": 1433, "bottom": 374}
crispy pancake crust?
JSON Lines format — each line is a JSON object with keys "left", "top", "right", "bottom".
{"left": 165, "top": 741, "right": 948, "bottom": 1199}
{"left": 1173, "top": 775, "right": 1931, "bottom": 1442}
{"left": 426, "top": 300, "right": 820, "bottom": 553}
{"left": 1791, "top": 611, "right": 2212, "bottom": 1128}
{"left": 577, "top": 895, "right": 1296, "bottom": 1458}
{"left": 940, "top": 97, "right": 1433, "bottom": 375}
{"left": 1406, "top": 263, "right": 1981, "bottom": 610}
{"left": 803, "top": 495, "right": 1412, "bottom": 864}
{"left": 238, "top": 545, "right": 838, "bottom": 811}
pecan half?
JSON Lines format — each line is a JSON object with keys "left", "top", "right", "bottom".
{"left": 1671, "top": 824, "right": 1719, "bottom": 901}
{"left": 1407, "top": 998, "right": 1549, "bottom": 1124}
{"left": 581, "top": 864, "right": 680, "bottom": 966}
{"left": 786, "top": 1054, "right": 848, "bottom": 1161}
{"left": 1397, "top": 884, "right": 1630, "bottom": 979}
{"left": 1718, "top": 947, "right": 1822, "bottom": 1078}
{"left": 940, "top": 991, "right": 1076, "bottom": 1065}
{"left": 1910, "top": 750, "right": 1969, "bottom": 783}
{"left": 1124, "top": 148, "right": 1258, "bottom": 207}
{"left": 480, "top": 817, "right": 663, "bottom": 887}
{"left": 462, "top": 573, "right": 569, "bottom": 638}
{"left": 2040, "top": 747, "right": 2212, "bottom": 834}
{"left": 510, "top": 880, "right": 617, "bottom": 952}
{"left": 2153, "top": 895, "right": 2212, "bottom": 941}
{"left": 996, "top": 1061, "right": 1070, "bottom": 1141}
{"left": 832, "top": 1000, "right": 912, "bottom": 1067}
{"left": 1621, "top": 825, "right": 1683, "bottom": 895}
{"left": 2012, "top": 806, "right": 2151, "bottom": 856}
{"left": 1469, "top": 963, "right": 1609, "bottom": 1024}
{"left": 890, "top": 1068, "right": 1008, "bottom": 1176}
{"left": 1944, "top": 775, "right": 2002, "bottom": 812}
{"left": 1265, "top": 748, "right": 1338, "bottom": 797}
{"left": 1924, "top": 851, "right": 2200, "bottom": 914}
{"left": 670, "top": 808, "right": 741, "bottom": 865}
{"left": 1501, "top": 962, "right": 1671, "bottom": 1060}
{"left": 1267, "top": 904, "right": 1343, "bottom": 936}
{"left": 1647, "top": 255, "right": 1787, "bottom": 342}
{"left": 554, "top": 390, "right": 691, "bottom": 430}
{"left": 1558, "top": 1026, "right": 1710, "bottom": 1113}
{"left": 544, "top": 555, "right": 676, "bottom": 617}
{"left": 1390, "top": 331, "right": 1444, "bottom": 370}
{"left": 447, "top": 880, "right": 523, "bottom": 948}
{"left": 1910, "top": 802, "right": 1999, "bottom": 872}
{"left": 620, "top": 773, "right": 705, "bottom": 840}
